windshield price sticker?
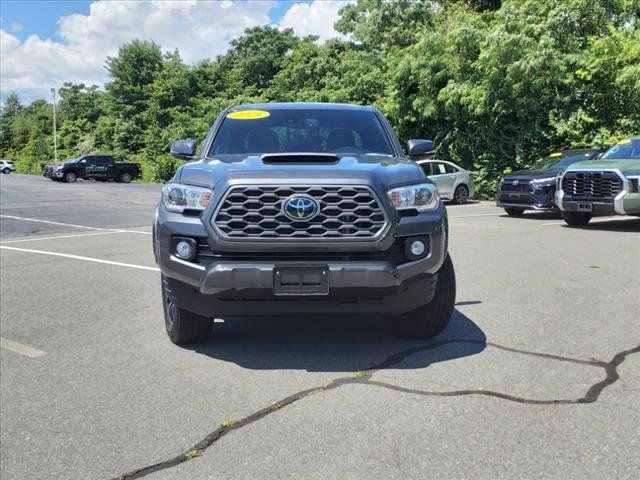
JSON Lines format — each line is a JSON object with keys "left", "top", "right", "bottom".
{"left": 617, "top": 138, "right": 631, "bottom": 145}
{"left": 227, "top": 110, "right": 270, "bottom": 120}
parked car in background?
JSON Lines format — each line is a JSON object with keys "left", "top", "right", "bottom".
{"left": 43, "top": 155, "right": 141, "bottom": 183}
{"left": 1, "top": 159, "right": 16, "bottom": 174}
{"left": 496, "top": 148, "right": 604, "bottom": 216}
{"left": 555, "top": 137, "right": 640, "bottom": 226}
{"left": 415, "top": 159, "right": 474, "bottom": 204}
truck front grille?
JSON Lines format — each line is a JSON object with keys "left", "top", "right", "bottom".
{"left": 213, "top": 185, "right": 388, "bottom": 240}
{"left": 562, "top": 171, "right": 623, "bottom": 200}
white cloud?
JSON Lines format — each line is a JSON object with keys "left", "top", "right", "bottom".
{"left": 0, "top": 0, "right": 352, "bottom": 104}
{"left": 10, "top": 22, "right": 24, "bottom": 32}
{"left": 279, "top": 0, "right": 352, "bottom": 42}
{"left": 1, "top": 0, "right": 275, "bottom": 102}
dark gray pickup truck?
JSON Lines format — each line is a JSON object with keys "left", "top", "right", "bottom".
{"left": 153, "top": 103, "right": 455, "bottom": 343}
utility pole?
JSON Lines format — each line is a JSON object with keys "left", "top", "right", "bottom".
{"left": 51, "top": 88, "right": 58, "bottom": 165}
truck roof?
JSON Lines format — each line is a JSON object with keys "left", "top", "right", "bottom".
{"left": 228, "top": 102, "right": 375, "bottom": 112}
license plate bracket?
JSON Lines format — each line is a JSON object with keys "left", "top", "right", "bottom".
{"left": 577, "top": 202, "right": 593, "bottom": 212}
{"left": 273, "top": 266, "right": 329, "bottom": 296}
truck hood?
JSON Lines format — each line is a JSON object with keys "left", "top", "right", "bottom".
{"left": 564, "top": 159, "right": 640, "bottom": 172}
{"left": 176, "top": 154, "right": 427, "bottom": 190}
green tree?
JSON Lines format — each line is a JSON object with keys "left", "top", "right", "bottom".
{"left": 58, "top": 83, "right": 103, "bottom": 123}
{"left": 105, "top": 40, "right": 164, "bottom": 117}
{"left": 335, "top": 0, "right": 434, "bottom": 49}
{"left": 0, "top": 93, "right": 24, "bottom": 155}
{"left": 221, "top": 26, "right": 300, "bottom": 95}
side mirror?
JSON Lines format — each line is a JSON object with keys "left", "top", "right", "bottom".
{"left": 170, "top": 140, "right": 197, "bottom": 160}
{"left": 595, "top": 151, "right": 605, "bottom": 159}
{"left": 407, "top": 139, "right": 435, "bottom": 157}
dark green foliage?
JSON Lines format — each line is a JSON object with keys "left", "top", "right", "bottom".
{"left": 1, "top": 0, "right": 638, "bottom": 192}
{"left": 335, "top": 0, "right": 434, "bottom": 49}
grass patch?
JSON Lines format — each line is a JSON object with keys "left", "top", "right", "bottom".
{"left": 184, "top": 449, "right": 201, "bottom": 460}
{"left": 218, "top": 418, "right": 240, "bottom": 429}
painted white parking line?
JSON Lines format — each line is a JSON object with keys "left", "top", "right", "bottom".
{"left": 541, "top": 217, "right": 636, "bottom": 226}
{"left": 0, "top": 245, "right": 160, "bottom": 272}
{"left": 0, "top": 214, "right": 151, "bottom": 235}
{"left": 448, "top": 213, "right": 499, "bottom": 218}
{"left": 1, "top": 337, "right": 46, "bottom": 358}
{"left": 0, "top": 230, "right": 126, "bottom": 244}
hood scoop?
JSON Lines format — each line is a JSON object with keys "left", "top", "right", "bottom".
{"left": 261, "top": 153, "right": 340, "bottom": 165}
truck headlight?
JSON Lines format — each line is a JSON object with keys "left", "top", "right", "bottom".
{"left": 623, "top": 171, "right": 640, "bottom": 193}
{"left": 387, "top": 183, "right": 439, "bottom": 212}
{"left": 161, "top": 183, "right": 212, "bottom": 213}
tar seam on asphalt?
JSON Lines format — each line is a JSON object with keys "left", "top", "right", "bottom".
{"left": 113, "top": 340, "right": 640, "bottom": 479}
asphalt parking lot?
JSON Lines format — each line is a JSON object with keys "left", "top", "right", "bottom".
{"left": 1, "top": 173, "right": 639, "bottom": 480}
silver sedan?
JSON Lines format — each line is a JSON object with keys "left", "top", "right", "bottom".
{"left": 416, "top": 159, "right": 475, "bottom": 204}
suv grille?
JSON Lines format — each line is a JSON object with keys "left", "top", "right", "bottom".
{"left": 562, "top": 171, "right": 623, "bottom": 199}
{"left": 213, "top": 185, "right": 388, "bottom": 240}
{"left": 500, "top": 180, "right": 532, "bottom": 192}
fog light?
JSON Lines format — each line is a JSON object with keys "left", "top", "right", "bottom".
{"left": 410, "top": 240, "right": 426, "bottom": 257}
{"left": 174, "top": 238, "right": 196, "bottom": 260}
{"left": 404, "top": 236, "right": 429, "bottom": 260}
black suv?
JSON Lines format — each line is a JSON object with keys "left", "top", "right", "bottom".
{"left": 496, "top": 148, "right": 604, "bottom": 216}
{"left": 153, "top": 103, "right": 455, "bottom": 343}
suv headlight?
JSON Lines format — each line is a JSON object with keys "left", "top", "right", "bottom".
{"left": 530, "top": 177, "right": 556, "bottom": 189}
{"left": 161, "top": 183, "right": 212, "bottom": 213}
{"left": 387, "top": 183, "right": 439, "bottom": 212}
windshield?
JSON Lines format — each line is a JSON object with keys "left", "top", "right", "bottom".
{"left": 531, "top": 151, "right": 596, "bottom": 170}
{"left": 601, "top": 138, "right": 640, "bottom": 160}
{"left": 208, "top": 108, "right": 394, "bottom": 158}
{"left": 67, "top": 156, "right": 85, "bottom": 164}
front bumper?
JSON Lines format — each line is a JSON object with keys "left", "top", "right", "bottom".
{"left": 43, "top": 169, "right": 63, "bottom": 179}
{"left": 496, "top": 189, "right": 555, "bottom": 210}
{"left": 154, "top": 203, "right": 448, "bottom": 317}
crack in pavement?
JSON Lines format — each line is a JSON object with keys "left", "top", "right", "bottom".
{"left": 113, "top": 340, "right": 640, "bottom": 479}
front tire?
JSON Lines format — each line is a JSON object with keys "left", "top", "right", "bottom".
{"left": 161, "top": 276, "right": 212, "bottom": 344}
{"left": 385, "top": 254, "right": 456, "bottom": 339}
{"left": 504, "top": 207, "right": 524, "bottom": 216}
{"left": 2, "top": 168, "right": 10, "bottom": 174}
{"left": 64, "top": 171, "right": 77, "bottom": 183}
{"left": 561, "top": 211, "right": 592, "bottom": 226}
{"left": 452, "top": 185, "right": 469, "bottom": 204}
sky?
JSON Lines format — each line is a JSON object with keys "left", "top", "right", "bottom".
{"left": 0, "top": 0, "right": 352, "bottom": 103}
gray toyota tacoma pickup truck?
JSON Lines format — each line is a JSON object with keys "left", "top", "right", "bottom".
{"left": 153, "top": 103, "right": 455, "bottom": 344}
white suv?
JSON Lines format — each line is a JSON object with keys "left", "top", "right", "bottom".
{"left": 1, "top": 159, "right": 16, "bottom": 174}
